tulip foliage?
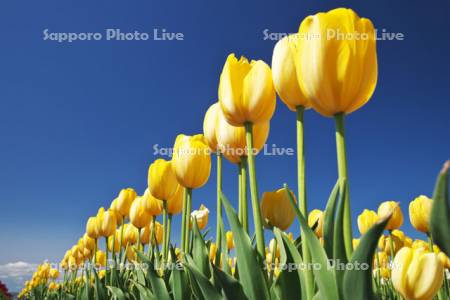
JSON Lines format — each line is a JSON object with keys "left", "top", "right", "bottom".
{"left": 18, "top": 7, "right": 450, "bottom": 300}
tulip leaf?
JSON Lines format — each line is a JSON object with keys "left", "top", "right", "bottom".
{"left": 92, "top": 268, "right": 108, "bottom": 300}
{"left": 106, "top": 286, "right": 126, "bottom": 300}
{"left": 220, "top": 191, "right": 270, "bottom": 300}
{"left": 192, "top": 218, "right": 211, "bottom": 278}
{"left": 130, "top": 280, "right": 155, "bottom": 300}
{"left": 136, "top": 250, "right": 171, "bottom": 300}
{"left": 169, "top": 246, "right": 189, "bottom": 300}
{"left": 284, "top": 184, "right": 340, "bottom": 300}
{"left": 333, "top": 181, "right": 348, "bottom": 298}
{"left": 430, "top": 161, "right": 450, "bottom": 257}
{"left": 343, "top": 210, "right": 391, "bottom": 300}
{"left": 183, "top": 255, "right": 223, "bottom": 300}
{"left": 218, "top": 217, "right": 231, "bottom": 275}
{"left": 323, "top": 180, "right": 340, "bottom": 257}
{"left": 212, "top": 264, "right": 247, "bottom": 300}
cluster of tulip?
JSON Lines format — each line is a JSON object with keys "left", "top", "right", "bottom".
{"left": 18, "top": 7, "right": 450, "bottom": 300}
{"left": 18, "top": 263, "right": 59, "bottom": 298}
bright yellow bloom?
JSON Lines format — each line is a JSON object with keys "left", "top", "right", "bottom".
{"left": 292, "top": 8, "right": 377, "bottom": 117}
{"left": 83, "top": 233, "right": 95, "bottom": 251}
{"left": 226, "top": 231, "right": 234, "bottom": 250}
{"left": 167, "top": 184, "right": 184, "bottom": 215}
{"left": 269, "top": 238, "right": 280, "bottom": 258}
{"left": 83, "top": 248, "right": 92, "bottom": 259}
{"left": 374, "top": 251, "right": 389, "bottom": 268}
{"left": 409, "top": 195, "right": 432, "bottom": 233}
{"left": 140, "top": 224, "right": 151, "bottom": 245}
{"left": 150, "top": 221, "right": 163, "bottom": 245}
{"left": 190, "top": 204, "right": 209, "bottom": 230}
{"left": 148, "top": 159, "right": 178, "bottom": 201}
{"left": 203, "top": 102, "right": 220, "bottom": 152}
{"left": 126, "top": 247, "right": 137, "bottom": 262}
{"left": 378, "top": 201, "right": 403, "bottom": 230}
{"left": 86, "top": 216, "right": 99, "bottom": 239}
{"left": 95, "top": 250, "right": 106, "bottom": 267}
{"left": 353, "top": 238, "right": 360, "bottom": 250}
{"left": 124, "top": 224, "right": 138, "bottom": 246}
{"left": 143, "top": 188, "right": 163, "bottom": 216}
{"left": 357, "top": 209, "right": 378, "bottom": 235}
{"left": 96, "top": 208, "right": 117, "bottom": 237}
{"left": 108, "top": 233, "right": 120, "bottom": 253}
{"left": 129, "top": 197, "right": 151, "bottom": 229}
{"left": 272, "top": 34, "right": 310, "bottom": 111}
{"left": 215, "top": 108, "right": 269, "bottom": 164}
{"left": 392, "top": 247, "right": 444, "bottom": 300}
{"left": 218, "top": 53, "right": 276, "bottom": 126}
{"left": 261, "top": 187, "right": 297, "bottom": 231}
{"left": 110, "top": 198, "right": 121, "bottom": 222}
{"left": 116, "top": 188, "right": 137, "bottom": 218}
{"left": 308, "top": 209, "right": 324, "bottom": 237}
{"left": 209, "top": 243, "right": 218, "bottom": 262}
{"left": 373, "top": 267, "right": 390, "bottom": 279}
{"left": 98, "top": 270, "right": 106, "bottom": 280}
{"left": 48, "top": 282, "right": 59, "bottom": 291}
{"left": 378, "top": 235, "right": 403, "bottom": 255}
{"left": 172, "top": 134, "right": 211, "bottom": 189}
{"left": 49, "top": 268, "right": 59, "bottom": 279}
{"left": 438, "top": 252, "right": 450, "bottom": 269}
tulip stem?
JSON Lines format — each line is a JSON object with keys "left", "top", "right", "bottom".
{"left": 269, "top": 237, "right": 277, "bottom": 282}
{"left": 184, "top": 188, "right": 192, "bottom": 253}
{"left": 181, "top": 188, "right": 187, "bottom": 252}
{"left": 167, "top": 214, "right": 172, "bottom": 258}
{"left": 334, "top": 113, "right": 353, "bottom": 258}
{"left": 241, "top": 157, "right": 249, "bottom": 233}
{"left": 104, "top": 237, "right": 109, "bottom": 270}
{"left": 162, "top": 200, "right": 168, "bottom": 262}
{"left": 119, "top": 217, "right": 124, "bottom": 262}
{"left": 216, "top": 153, "right": 223, "bottom": 253}
{"left": 238, "top": 163, "right": 243, "bottom": 223}
{"left": 244, "top": 122, "right": 265, "bottom": 259}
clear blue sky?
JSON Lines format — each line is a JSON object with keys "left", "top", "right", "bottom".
{"left": 1, "top": 0, "right": 449, "bottom": 292}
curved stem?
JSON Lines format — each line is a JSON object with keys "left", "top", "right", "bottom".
{"left": 216, "top": 153, "right": 223, "bottom": 252}
{"left": 244, "top": 122, "right": 265, "bottom": 258}
{"left": 334, "top": 113, "right": 353, "bottom": 257}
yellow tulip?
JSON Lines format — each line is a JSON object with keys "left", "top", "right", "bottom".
{"left": 215, "top": 108, "right": 269, "bottom": 164}
{"left": 98, "top": 270, "right": 106, "bottom": 280}
{"left": 392, "top": 247, "right": 444, "bottom": 300}
{"left": 218, "top": 53, "right": 276, "bottom": 126}
{"left": 83, "top": 248, "right": 93, "bottom": 259}
{"left": 203, "top": 103, "right": 220, "bottom": 152}
{"left": 150, "top": 221, "right": 164, "bottom": 245}
{"left": 260, "top": 187, "right": 297, "bottom": 231}
{"left": 124, "top": 224, "right": 138, "bottom": 246}
{"left": 357, "top": 209, "right": 379, "bottom": 235}
{"left": 209, "top": 243, "right": 218, "bottom": 262}
{"left": 96, "top": 208, "right": 117, "bottom": 237}
{"left": 95, "top": 250, "right": 106, "bottom": 267}
{"left": 108, "top": 233, "right": 120, "bottom": 253}
{"left": 49, "top": 268, "right": 59, "bottom": 279}
{"left": 271, "top": 34, "right": 310, "bottom": 111}
{"left": 143, "top": 188, "right": 163, "bottom": 216}
{"left": 86, "top": 217, "right": 98, "bottom": 239}
{"left": 378, "top": 201, "right": 403, "bottom": 230}
{"left": 130, "top": 197, "right": 151, "bottom": 229}
{"left": 438, "top": 252, "right": 450, "bottom": 269}
{"left": 269, "top": 238, "right": 280, "bottom": 258}
{"left": 116, "top": 188, "right": 137, "bottom": 218}
{"left": 190, "top": 204, "right": 209, "bottom": 230}
{"left": 48, "top": 282, "right": 58, "bottom": 291}
{"left": 374, "top": 251, "right": 389, "bottom": 268}
{"left": 378, "top": 234, "right": 403, "bottom": 255}
{"left": 83, "top": 233, "right": 95, "bottom": 250}
{"left": 292, "top": 8, "right": 377, "bottom": 117}
{"left": 409, "top": 195, "right": 432, "bottom": 233}
{"left": 148, "top": 159, "right": 178, "bottom": 201}
{"left": 167, "top": 184, "right": 184, "bottom": 215}
{"left": 140, "top": 224, "right": 151, "bottom": 245}
{"left": 308, "top": 209, "right": 324, "bottom": 237}
{"left": 226, "top": 231, "right": 234, "bottom": 250}
{"left": 126, "top": 247, "right": 137, "bottom": 262}
{"left": 172, "top": 134, "right": 211, "bottom": 189}
{"left": 352, "top": 238, "right": 360, "bottom": 250}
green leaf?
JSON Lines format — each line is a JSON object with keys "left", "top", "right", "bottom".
{"left": 107, "top": 286, "right": 126, "bottom": 300}
{"left": 184, "top": 255, "right": 223, "bottom": 300}
{"left": 136, "top": 251, "right": 171, "bottom": 300}
{"left": 323, "top": 180, "right": 340, "bottom": 257}
{"left": 130, "top": 280, "right": 155, "bottom": 300}
{"left": 169, "top": 246, "right": 189, "bottom": 300}
{"left": 333, "top": 181, "right": 348, "bottom": 298}
{"left": 430, "top": 161, "right": 450, "bottom": 256}
{"left": 343, "top": 209, "right": 391, "bottom": 300}
{"left": 192, "top": 218, "right": 211, "bottom": 278}
{"left": 220, "top": 191, "right": 270, "bottom": 300}
{"left": 212, "top": 264, "right": 247, "bottom": 300}
{"left": 92, "top": 268, "right": 107, "bottom": 300}
{"left": 284, "top": 184, "right": 340, "bottom": 300}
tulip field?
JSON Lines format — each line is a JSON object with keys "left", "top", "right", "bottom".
{"left": 18, "top": 8, "right": 450, "bottom": 300}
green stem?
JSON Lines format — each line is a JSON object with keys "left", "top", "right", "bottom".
{"left": 334, "top": 113, "right": 353, "bottom": 257}
{"left": 184, "top": 188, "right": 192, "bottom": 253}
{"left": 269, "top": 236, "right": 277, "bottom": 282}
{"left": 181, "top": 188, "right": 187, "bottom": 252}
{"left": 167, "top": 214, "right": 172, "bottom": 256}
{"left": 119, "top": 217, "right": 124, "bottom": 261}
{"left": 297, "top": 106, "right": 314, "bottom": 300}
{"left": 238, "top": 162, "right": 243, "bottom": 223}
{"left": 244, "top": 122, "right": 265, "bottom": 258}
{"left": 137, "top": 228, "right": 141, "bottom": 262}
{"left": 241, "top": 156, "right": 249, "bottom": 233}
{"left": 162, "top": 200, "right": 168, "bottom": 262}
{"left": 104, "top": 237, "right": 109, "bottom": 271}
{"left": 216, "top": 153, "right": 223, "bottom": 252}
{"left": 427, "top": 234, "right": 434, "bottom": 252}
{"left": 388, "top": 231, "right": 395, "bottom": 261}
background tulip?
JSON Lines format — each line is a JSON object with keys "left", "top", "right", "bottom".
{"left": 95, "top": 250, "right": 106, "bottom": 267}
{"left": 357, "top": 209, "right": 379, "bottom": 235}
{"left": 108, "top": 233, "right": 120, "bottom": 253}
{"left": 378, "top": 201, "right": 403, "bottom": 230}
{"left": 86, "top": 217, "right": 99, "bottom": 239}
{"left": 167, "top": 184, "right": 183, "bottom": 215}
{"left": 190, "top": 204, "right": 209, "bottom": 230}
{"left": 82, "top": 233, "right": 95, "bottom": 250}
{"left": 143, "top": 188, "right": 163, "bottom": 216}
{"left": 203, "top": 102, "right": 220, "bottom": 152}
{"left": 96, "top": 209, "right": 117, "bottom": 237}
{"left": 117, "top": 188, "right": 137, "bottom": 218}
{"left": 226, "top": 231, "right": 234, "bottom": 250}
{"left": 123, "top": 224, "right": 138, "bottom": 246}
{"left": 260, "top": 187, "right": 296, "bottom": 231}
{"left": 307, "top": 209, "right": 324, "bottom": 238}
{"left": 409, "top": 195, "right": 432, "bottom": 233}
{"left": 129, "top": 197, "right": 151, "bottom": 229}
{"left": 150, "top": 221, "right": 163, "bottom": 245}
{"left": 148, "top": 159, "right": 178, "bottom": 201}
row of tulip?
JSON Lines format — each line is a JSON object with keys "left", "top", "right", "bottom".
{"left": 19, "top": 7, "right": 450, "bottom": 300}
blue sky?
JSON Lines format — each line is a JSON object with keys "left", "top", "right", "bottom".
{"left": 1, "top": 0, "right": 449, "bottom": 292}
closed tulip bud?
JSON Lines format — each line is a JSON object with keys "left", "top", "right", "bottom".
{"left": 148, "top": 159, "right": 178, "bottom": 201}
{"left": 215, "top": 108, "right": 270, "bottom": 164}
{"left": 129, "top": 197, "right": 152, "bottom": 229}
{"left": 108, "top": 234, "right": 120, "bottom": 253}
{"left": 172, "top": 134, "right": 211, "bottom": 189}
{"left": 83, "top": 248, "right": 92, "bottom": 259}
{"left": 392, "top": 247, "right": 444, "bottom": 300}
{"left": 94, "top": 207, "right": 105, "bottom": 236}
{"left": 269, "top": 238, "right": 280, "bottom": 258}
{"left": 95, "top": 250, "right": 106, "bottom": 267}
{"left": 150, "top": 221, "right": 163, "bottom": 245}
{"left": 48, "top": 282, "right": 58, "bottom": 291}
{"left": 409, "top": 195, "right": 432, "bottom": 233}
{"left": 378, "top": 235, "right": 403, "bottom": 255}
{"left": 292, "top": 8, "right": 377, "bottom": 117}
{"left": 143, "top": 188, "right": 163, "bottom": 216}
{"left": 126, "top": 247, "right": 137, "bottom": 262}
{"left": 261, "top": 187, "right": 296, "bottom": 231}
{"left": 226, "top": 231, "right": 234, "bottom": 250}
{"left": 271, "top": 34, "right": 310, "bottom": 111}
{"left": 378, "top": 201, "right": 403, "bottom": 230}
{"left": 86, "top": 217, "right": 98, "bottom": 239}
{"left": 373, "top": 267, "right": 390, "bottom": 279}
{"left": 68, "top": 256, "right": 77, "bottom": 269}
{"left": 83, "top": 233, "right": 95, "bottom": 251}
{"left": 110, "top": 198, "right": 122, "bottom": 223}
{"left": 117, "top": 188, "right": 137, "bottom": 218}
{"left": 98, "top": 270, "right": 106, "bottom": 280}
{"left": 203, "top": 103, "right": 220, "bottom": 152}
{"left": 209, "top": 243, "right": 218, "bottom": 262}
{"left": 374, "top": 251, "right": 389, "bottom": 269}
{"left": 124, "top": 224, "right": 138, "bottom": 246}
{"left": 353, "top": 238, "right": 360, "bottom": 250}
{"left": 140, "top": 224, "right": 151, "bottom": 245}
{"left": 219, "top": 53, "right": 276, "bottom": 126}
{"left": 308, "top": 209, "right": 324, "bottom": 237}
{"left": 357, "top": 209, "right": 379, "bottom": 235}
{"left": 190, "top": 204, "right": 209, "bottom": 230}
{"left": 438, "top": 252, "right": 450, "bottom": 269}
{"left": 167, "top": 184, "right": 184, "bottom": 215}
{"left": 98, "top": 209, "right": 117, "bottom": 237}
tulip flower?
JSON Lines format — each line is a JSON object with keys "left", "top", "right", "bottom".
{"left": 409, "top": 195, "right": 433, "bottom": 233}
{"left": 392, "top": 247, "right": 444, "bottom": 300}
{"left": 378, "top": 201, "right": 403, "bottom": 230}
{"left": 209, "top": 243, "right": 218, "bottom": 262}
{"left": 307, "top": 209, "right": 324, "bottom": 237}
{"left": 108, "top": 233, "right": 120, "bottom": 253}
{"left": 82, "top": 233, "right": 95, "bottom": 251}
{"left": 96, "top": 208, "right": 117, "bottom": 237}
{"left": 86, "top": 217, "right": 99, "bottom": 239}
{"left": 378, "top": 234, "right": 403, "bottom": 255}
{"left": 352, "top": 238, "right": 360, "bottom": 250}
{"left": 130, "top": 197, "right": 151, "bottom": 229}
{"left": 140, "top": 224, "right": 151, "bottom": 245}
{"left": 123, "top": 224, "right": 138, "bottom": 246}
{"left": 260, "top": 187, "right": 296, "bottom": 231}
{"left": 95, "top": 250, "right": 106, "bottom": 267}
{"left": 167, "top": 184, "right": 183, "bottom": 215}
{"left": 116, "top": 188, "right": 137, "bottom": 218}
{"left": 190, "top": 204, "right": 209, "bottom": 230}
{"left": 143, "top": 188, "right": 163, "bottom": 216}
{"left": 357, "top": 209, "right": 379, "bottom": 235}
{"left": 150, "top": 221, "right": 163, "bottom": 246}
{"left": 226, "top": 231, "right": 234, "bottom": 250}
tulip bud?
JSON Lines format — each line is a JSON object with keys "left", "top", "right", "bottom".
{"left": 269, "top": 238, "right": 280, "bottom": 258}
{"left": 209, "top": 243, "right": 218, "bottom": 262}
{"left": 150, "top": 221, "right": 163, "bottom": 245}
{"left": 49, "top": 268, "right": 59, "bottom": 279}
{"left": 218, "top": 53, "right": 276, "bottom": 126}
{"left": 357, "top": 209, "right": 379, "bottom": 235}
{"left": 378, "top": 235, "right": 403, "bottom": 255}
{"left": 95, "top": 250, "right": 106, "bottom": 267}
{"left": 108, "top": 234, "right": 120, "bottom": 253}
{"left": 190, "top": 204, "right": 209, "bottom": 230}
{"left": 124, "top": 224, "right": 138, "bottom": 246}
{"left": 143, "top": 188, "right": 163, "bottom": 216}
{"left": 148, "top": 159, "right": 178, "bottom": 201}
{"left": 377, "top": 201, "right": 403, "bottom": 230}
{"left": 392, "top": 247, "right": 444, "bottom": 300}
{"left": 83, "top": 233, "right": 95, "bottom": 251}
{"left": 352, "top": 238, "right": 360, "bottom": 250}
{"left": 129, "top": 197, "right": 151, "bottom": 229}
{"left": 260, "top": 187, "right": 296, "bottom": 231}
{"left": 117, "top": 188, "right": 137, "bottom": 218}
{"left": 167, "top": 184, "right": 184, "bottom": 215}
{"left": 409, "top": 195, "right": 432, "bottom": 233}
{"left": 226, "top": 231, "right": 234, "bottom": 250}
{"left": 172, "top": 134, "right": 211, "bottom": 189}
{"left": 203, "top": 103, "right": 220, "bottom": 152}
{"left": 97, "top": 209, "right": 117, "bottom": 237}
{"left": 86, "top": 217, "right": 99, "bottom": 239}
{"left": 308, "top": 209, "right": 324, "bottom": 237}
